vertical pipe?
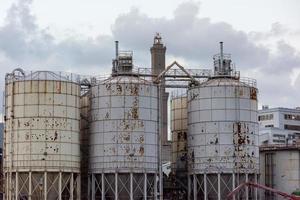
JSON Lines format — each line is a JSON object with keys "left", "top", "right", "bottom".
{"left": 44, "top": 172, "right": 47, "bottom": 200}
{"left": 218, "top": 174, "right": 221, "bottom": 200}
{"left": 15, "top": 172, "right": 18, "bottom": 200}
{"left": 115, "top": 173, "right": 118, "bottom": 200}
{"left": 204, "top": 174, "right": 207, "bottom": 200}
{"left": 70, "top": 173, "right": 74, "bottom": 200}
{"left": 115, "top": 41, "right": 119, "bottom": 59}
{"left": 245, "top": 173, "right": 249, "bottom": 200}
{"left": 59, "top": 172, "right": 62, "bottom": 200}
{"left": 193, "top": 174, "right": 197, "bottom": 200}
{"left": 91, "top": 174, "right": 95, "bottom": 200}
{"left": 29, "top": 172, "right": 32, "bottom": 200}
{"left": 102, "top": 173, "right": 105, "bottom": 200}
{"left": 220, "top": 42, "right": 224, "bottom": 73}
{"left": 130, "top": 173, "right": 133, "bottom": 200}
{"left": 144, "top": 173, "right": 147, "bottom": 200}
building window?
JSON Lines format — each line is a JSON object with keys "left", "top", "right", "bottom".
{"left": 258, "top": 114, "right": 274, "bottom": 121}
{"left": 284, "top": 114, "right": 300, "bottom": 121}
{"left": 284, "top": 124, "right": 300, "bottom": 131}
{"left": 265, "top": 125, "right": 274, "bottom": 127}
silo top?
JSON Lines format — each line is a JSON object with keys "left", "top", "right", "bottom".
{"left": 101, "top": 75, "right": 154, "bottom": 85}
{"left": 195, "top": 77, "right": 256, "bottom": 88}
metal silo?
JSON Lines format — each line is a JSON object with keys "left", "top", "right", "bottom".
{"left": 187, "top": 43, "right": 259, "bottom": 200}
{"left": 89, "top": 49, "right": 159, "bottom": 199}
{"left": 171, "top": 95, "right": 188, "bottom": 174}
{"left": 4, "top": 69, "right": 81, "bottom": 200}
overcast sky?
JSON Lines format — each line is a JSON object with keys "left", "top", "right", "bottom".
{"left": 0, "top": 0, "right": 300, "bottom": 116}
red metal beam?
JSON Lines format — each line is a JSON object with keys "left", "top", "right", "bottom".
{"left": 227, "top": 182, "right": 300, "bottom": 200}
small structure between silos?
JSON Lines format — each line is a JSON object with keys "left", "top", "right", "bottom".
{"left": 88, "top": 43, "right": 159, "bottom": 200}
{"left": 4, "top": 69, "right": 81, "bottom": 200}
{"left": 187, "top": 42, "right": 259, "bottom": 200}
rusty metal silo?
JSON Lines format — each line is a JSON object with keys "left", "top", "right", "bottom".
{"left": 88, "top": 70, "right": 159, "bottom": 198}
{"left": 187, "top": 43, "right": 259, "bottom": 200}
{"left": 4, "top": 69, "right": 81, "bottom": 200}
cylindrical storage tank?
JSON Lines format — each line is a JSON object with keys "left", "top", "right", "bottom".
{"left": 187, "top": 78, "right": 259, "bottom": 200}
{"left": 4, "top": 70, "right": 81, "bottom": 200}
{"left": 171, "top": 95, "right": 187, "bottom": 174}
{"left": 89, "top": 75, "right": 158, "bottom": 200}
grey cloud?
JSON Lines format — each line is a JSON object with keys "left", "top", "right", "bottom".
{"left": 112, "top": 2, "right": 270, "bottom": 69}
{"left": 0, "top": 0, "right": 300, "bottom": 109}
{"left": 0, "top": 0, "right": 114, "bottom": 70}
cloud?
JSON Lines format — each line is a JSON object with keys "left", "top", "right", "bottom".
{"left": 111, "top": 1, "right": 300, "bottom": 107}
{"left": 0, "top": 0, "right": 114, "bottom": 72}
{"left": 0, "top": 0, "right": 300, "bottom": 110}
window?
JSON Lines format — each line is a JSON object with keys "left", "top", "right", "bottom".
{"left": 284, "top": 114, "right": 300, "bottom": 121}
{"left": 284, "top": 124, "right": 300, "bottom": 131}
{"left": 265, "top": 125, "right": 274, "bottom": 127}
{"left": 258, "top": 114, "right": 274, "bottom": 121}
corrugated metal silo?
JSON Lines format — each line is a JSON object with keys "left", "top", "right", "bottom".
{"left": 4, "top": 69, "right": 81, "bottom": 200}
{"left": 187, "top": 44, "right": 259, "bottom": 200}
{"left": 89, "top": 75, "right": 159, "bottom": 200}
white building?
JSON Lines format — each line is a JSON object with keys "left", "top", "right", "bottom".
{"left": 258, "top": 107, "right": 300, "bottom": 145}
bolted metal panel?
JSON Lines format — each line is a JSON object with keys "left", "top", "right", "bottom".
{"left": 171, "top": 95, "right": 188, "bottom": 172}
{"left": 89, "top": 75, "right": 159, "bottom": 173}
{"left": 4, "top": 70, "right": 81, "bottom": 200}
{"left": 187, "top": 78, "right": 259, "bottom": 174}
{"left": 89, "top": 75, "right": 159, "bottom": 199}
{"left": 5, "top": 74, "right": 81, "bottom": 172}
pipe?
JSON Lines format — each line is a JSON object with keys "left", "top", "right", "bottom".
{"left": 115, "top": 41, "right": 119, "bottom": 59}
{"left": 220, "top": 42, "right": 224, "bottom": 73}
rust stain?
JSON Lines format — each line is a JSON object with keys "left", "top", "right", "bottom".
{"left": 250, "top": 87, "right": 257, "bottom": 100}
{"left": 139, "top": 146, "right": 144, "bottom": 156}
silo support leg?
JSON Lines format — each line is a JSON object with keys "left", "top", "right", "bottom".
{"left": 144, "top": 173, "right": 147, "bottom": 200}
{"left": 254, "top": 174, "right": 258, "bottom": 200}
{"left": 154, "top": 174, "right": 157, "bottom": 200}
{"left": 245, "top": 174, "right": 249, "bottom": 200}
{"left": 204, "top": 174, "right": 207, "bottom": 200}
{"left": 188, "top": 175, "right": 191, "bottom": 199}
{"left": 77, "top": 174, "right": 81, "bottom": 200}
{"left": 29, "top": 172, "right": 32, "bottom": 200}
{"left": 193, "top": 174, "right": 197, "bottom": 200}
{"left": 59, "top": 172, "right": 62, "bottom": 200}
{"left": 102, "top": 173, "right": 105, "bottom": 200}
{"left": 218, "top": 174, "right": 221, "bottom": 200}
{"left": 44, "top": 172, "right": 47, "bottom": 200}
{"left": 130, "top": 173, "right": 133, "bottom": 200}
{"left": 91, "top": 174, "right": 95, "bottom": 200}
{"left": 115, "top": 173, "right": 118, "bottom": 200}
{"left": 70, "top": 173, "right": 74, "bottom": 200}
{"left": 15, "top": 172, "right": 18, "bottom": 200}
{"left": 232, "top": 173, "right": 235, "bottom": 200}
